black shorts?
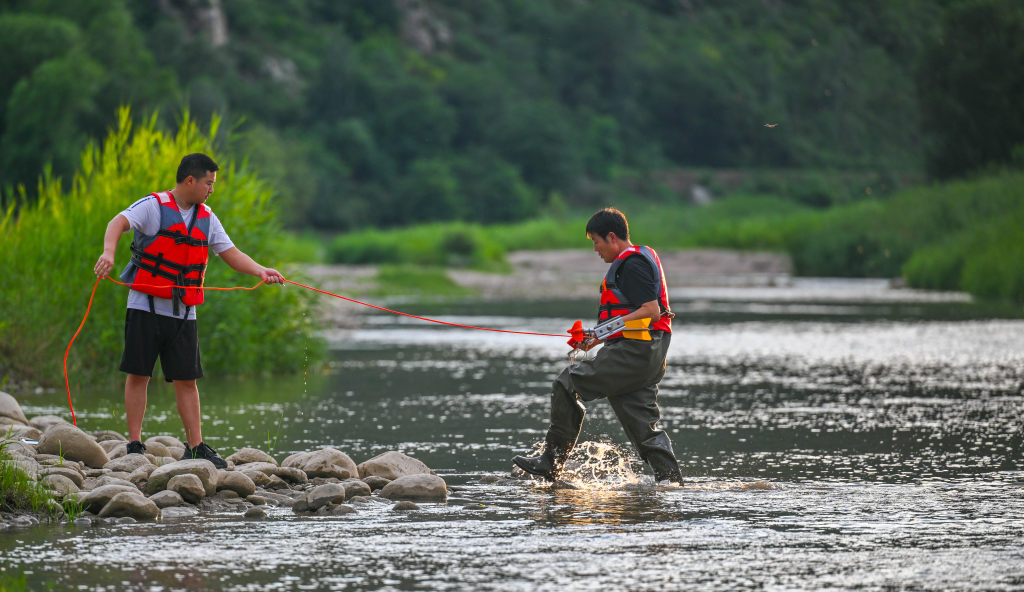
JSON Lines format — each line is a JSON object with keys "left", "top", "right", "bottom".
{"left": 119, "top": 309, "right": 203, "bottom": 382}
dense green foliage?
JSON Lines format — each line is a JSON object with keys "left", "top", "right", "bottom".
{"left": 0, "top": 110, "right": 320, "bottom": 384}
{"left": 5, "top": 0, "right": 1018, "bottom": 230}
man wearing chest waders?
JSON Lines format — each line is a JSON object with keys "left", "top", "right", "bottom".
{"left": 513, "top": 208, "right": 684, "bottom": 484}
{"left": 93, "top": 153, "right": 284, "bottom": 469}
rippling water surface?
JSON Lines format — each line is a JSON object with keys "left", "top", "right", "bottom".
{"left": 4, "top": 280, "right": 1024, "bottom": 590}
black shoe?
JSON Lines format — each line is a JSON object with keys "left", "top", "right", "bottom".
{"left": 186, "top": 441, "right": 227, "bottom": 469}
{"left": 126, "top": 440, "right": 146, "bottom": 455}
{"left": 512, "top": 450, "right": 559, "bottom": 481}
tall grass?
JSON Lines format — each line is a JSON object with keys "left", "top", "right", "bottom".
{"left": 0, "top": 108, "right": 321, "bottom": 385}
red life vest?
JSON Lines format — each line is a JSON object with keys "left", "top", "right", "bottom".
{"left": 598, "top": 245, "right": 673, "bottom": 339}
{"left": 119, "top": 191, "right": 210, "bottom": 313}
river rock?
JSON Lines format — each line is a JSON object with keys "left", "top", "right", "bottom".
{"left": 129, "top": 464, "right": 156, "bottom": 488}
{"left": 362, "top": 476, "right": 391, "bottom": 491}
{"left": 37, "top": 423, "right": 109, "bottom": 468}
{"left": 305, "top": 483, "right": 347, "bottom": 510}
{"left": 392, "top": 501, "right": 420, "bottom": 511}
{"left": 92, "top": 430, "right": 127, "bottom": 443}
{"left": 41, "top": 473, "right": 79, "bottom": 497}
{"left": 357, "top": 451, "right": 433, "bottom": 480}
{"left": 98, "top": 492, "right": 158, "bottom": 520}
{"left": 76, "top": 484, "right": 141, "bottom": 513}
{"left": 101, "top": 441, "right": 125, "bottom": 457}
{"left": 1, "top": 439, "right": 36, "bottom": 459}
{"left": 167, "top": 473, "right": 206, "bottom": 504}
{"left": 161, "top": 506, "right": 198, "bottom": 521}
{"left": 217, "top": 470, "right": 256, "bottom": 497}
{"left": 1, "top": 456, "right": 39, "bottom": 480}
{"left": 149, "top": 490, "right": 184, "bottom": 509}
{"left": 379, "top": 474, "right": 447, "bottom": 502}
{"left": 104, "top": 454, "right": 154, "bottom": 474}
{"left": 227, "top": 447, "right": 277, "bottom": 466}
{"left": 1, "top": 424, "right": 41, "bottom": 440}
{"left": 147, "top": 459, "right": 219, "bottom": 496}
{"left": 147, "top": 435, "right": 185, "bottom": 449}
{"left": 282, "top": 448, "right": 356, "bottom": 480}
{"left": 28, "top": 415, "right": 68, "bottom": 431}
{"left": 0, "top": 391, "right": 28, "bottom": 425}
{"left": 39, "top": 465, "right": 85, "bottom": 487}
{"left": 82, "top": 475, "right": 136, "bottom": 491}
{"left": 236, "top": 462, "right": 307, "bottom": 485}
{"left": 244, "top": 507, "right": 267, "bottom": 519}
{"left": 343, "top": 479, "right": 372, "bottom": 499}
{"left": 142, "top": 440, "right": 171, "bottom": 458}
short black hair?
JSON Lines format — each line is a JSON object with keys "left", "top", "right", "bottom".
{"left": 585, "top": 207, "right": 629, "bottom": 241}
{"left": 176, "top": 153, "right": 219, "bottom": 183}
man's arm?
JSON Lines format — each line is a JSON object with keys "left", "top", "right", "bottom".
{"left": 218, "top": 247, "right": 284, "bottom": 284}
{"left": 94, "top": 214, "right": 130, "bottom": 277}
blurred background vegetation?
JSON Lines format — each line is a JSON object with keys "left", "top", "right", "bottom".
{"left": 1, "top": 0, "right": 1023, "bottom": 381}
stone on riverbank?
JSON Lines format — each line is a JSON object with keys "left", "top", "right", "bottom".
{"left": 147, "top": 459, "right": 219, "bottom": 496}
{"left": 37, "top": 423, "right": 109, "bottom": 468}
{"left": 379, "top": 474, "right": 447, "bottom": 502}
{"left": 282, "top": 447, "right": 357, "bottom": 480}
{"left": 236, "top": 461, "right": 307, "bottom": 485}
{"left": 149, "top": 490, "right": 184, "bottom": 509}
{"left": 217, "top": 470, "right": 256, "bottom": 497}
{"left": 305, "top": 483, "right": 347, "bottom": 510}
{"left": 361, "top": 475, "right": 391, "bottom": 491}
{"left": 227, "top": 447, "right": 277, "bottom": 466}
{"left": 343, "top": 479, "right": 372, "bottom": 499}
{"left": 98, "top": 492, "right": 158, "bottom": 520}
{"left": 41, "top": 473, "right": 79, "bottom": 497}
{"left": 357, "top": 451, "right": 433, "bottom": 480}
{"left": 0, "top": 391, "right": 29, "bottom": 426}
{"left": 392, "top": 501, "right": 420, "bottom": 511}
{"left": 92, "top": 430, "right": 127, "bottom": 443}
{"left": 76, "top": 484, "right": 141, "bottom": 513}
{"left": 104, "top": 454, "right": 154, "bottom": 474}
{"left": 39, "top": 466, "right": 85, "bottom": 488}
{"left": 167, "top": 473, "right": 206, "bottom": 504}
{"left": 29, "top": 415, "right": 68, "bottom": 431}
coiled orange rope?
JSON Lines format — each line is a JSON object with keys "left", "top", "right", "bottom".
{"left": 63, "top": 276, "right": 565, "bottom": 425}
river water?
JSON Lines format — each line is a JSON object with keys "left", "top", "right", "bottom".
{"left": 3, "top": 279, "right": 1024, "bottom": 590}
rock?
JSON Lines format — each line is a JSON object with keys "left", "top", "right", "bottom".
{"left": 292, "top": 498, "right": 309, "bottom": 513}
{"left": 101, "top": 441, "right": 126, "bottom": 457}
{"left": 347, "top": 495, "right": 373, "bottom": 504}
{"left": 76, "top": 484, "right": 141, "bottom": 513}
{"left": 149, "top": 490, "right": 184, "bottom": 509}
{"left": 73, "top": 517, "right": 93, "bottom": 527}
{"left": 28, "top": 415, "right": 68, "bottom": 431}
{"left": 478, "top": 475, "right": 502, "bottom": 484}
{"left": 357, "top": 451, "right": 433, "bottom": 480}
{"left": 37, "top": 423, "right": 109, "bottom": 468}
{"left": 244, "top": 507, "right": 267, "bottom": 519}
{"left": 306, "top": 483, "right": 346, "bottom": 510}
{"left": 215, "top": 489, "right": 239, "bottom": 500}
{"left": 282, "top": 448, "right": 356, "bottom": 480}
{"left": 379, "top": 474, "right": 447, "bottom": 502}
{"left": 1, "top": 424, "right": 40, "bottom": 440}
{"left": 332, "top": 504, "right": 357, "bottom": 515}
{"left": 92, "top": 430, "right": 127, "bottom": 443}
{"left": 235, "top": 462, "right": 307, "bottom": 484}
{"left": 160, "top": 506, "right": 198, "bottom": 521}
{"left": 147, "top": 435, "right": 185, "bottom": 450}
{"left": 0, "top": 391, "right": 28, "bottom": 425}
{"left": 142, "top": 440, "right": 171, "bottom": 458}
{"left": 227, "top": 447, "right": 277, "bottom": 466}
{"left": 82, "top": 475, "right": 136, "bottom": 491}
{"left": 147, "top": 460, "right": 219, "bottom": 496}
{"left": 1, "top": 440, "right": 36, "bottom": 459}
{"left": 1, "top": 458, "right": 40, "bottom": 480}
{"left": 167, "top": 474, "right": 206, "bottom": 504}
{"left": 392, "top": 501, "right": 420, "bottom": 511}
{"left": 238, "top": 468, "right": 273, "bottom": 487}
{"left": 217, "top": 471, "right": 256, "bottom": 498}
{"left": 38, "top": 465, "right": 85, "bottom": 487}
{"left": 98, "top": 492, "right": 158, "bottom": 520}
{"left": 41, "top": 473, "right": 79, "bottom": 497}
{"left": 104, "top": 454, "right": 154, "bottom": 474}
{"left": 258, "top": 491, "right": 294, "bottom": 507}
{"left": 246, "top": 495, "right": 266, "bottom": 506}
{"left": 265, "top": 475, "right": 290, "bottom": 490}
{"left": 343, "top": 479, "right": 372, "bottom": 499}
{"left": 362, "top": 476, "right": 391, "bottom": 491}
{"left": 128, "top": 464, "right": 156, "bottom": 487}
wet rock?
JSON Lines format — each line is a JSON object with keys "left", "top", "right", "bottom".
{"left": 160, "top": 506, "right": 198, "bottom": 521}
{"left": 478, "top": 475, "right": 502, "bottom": 485}
{"left": 41, "top": 473, "right": 79, "bottom": 497}
{"left": 0, "top": 391, "right": 29, "bottom": 425}
{"left": 236, "top": 461, "right": 307, "bottom": 485}
{"left": 147, "top": 459, "right": 219, "bottom": 496}
{"left": 37, "top": 423, "right": 109, "bottom": 468}
{"left": 244, "top": 507, "right": 267, "bottom": 519}
{"left": 214, "top": 489, "right": 239, "bottom": 500}
{"left": 97, "top": 491, "right": 159, "bottom": 520}
{"left": 392, "top": 501, "right": 420, "bottom": 511}
{"left": 246, "top": 495, "right": 267, "bottom": 506}
{"left": 357, "top": 451, "right": 433, "bottom": 480}
{"left": 265, "top": 475, "right": 290, "bottom": 490}
{"left": 72, "top": 516, "right": 93, "bottom": 527}
{"left": 347, "top": 495, "right": 373, "bottom": 504}
{"left": 227, "top": 447, "right": 277, "bottom": 466}
{"left": 282, "top": 448, "right": 356, "bottom": 480}
{"left": 76, "top": 484, "right": 141, "bottom": 513}
{"left": 167, "top": 473, "right": 206, "bottom": 504}
{"left": 343, "top": 479, "right": 372, "bottom": 499}
{"left": 258, "top": 491, "right": 294, "bottom": 507}
{"left": 306, "top": 483, "right": 347, "bottom": 510}
{"left": 379, "top": 474, "right": 447, "bottom": 502}
{"left": 292, "top": 498, "right": 309, "bottom": 513}
{"left": 331, "top": 504, "right": 356, "bottom": 515}
{"left": 38, "top": 465, "right": 84, "bottom": 487}
{"left": 217, "top": 470, "right": 256, "bottom": 497}
{"left": 148, "top": 490, "right": 184, "bottom": 509}
{"left": 361, "top": 475, "right": 390, "bottom": 491}
{"left": 104, "top": 454, "right": 154, "bottom": 474}
{"left": 238, "top": 468, "right": 273, "bottom": 487}
{"left": 28, "top": 415, "right": 68, "bottom": 431}
{"left": 92, "top": 430, "right": 127, "bottom": 443}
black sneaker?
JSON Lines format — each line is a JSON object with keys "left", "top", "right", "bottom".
{"left": 186, "top": 441, "right": 227, "bottom": 469}
{"left": 126, "top": 440, "right": 146, "bottom": 455}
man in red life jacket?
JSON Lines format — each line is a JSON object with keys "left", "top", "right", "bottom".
{"left": 513, "top": 208, "right": 684, "bottom": 484}
{"left": 93, "top": 153, "right": 284, "bottom": 468}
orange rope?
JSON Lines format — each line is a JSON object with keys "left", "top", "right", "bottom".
{"left": 63, "top": 275, "right": 566, "bottom": 425}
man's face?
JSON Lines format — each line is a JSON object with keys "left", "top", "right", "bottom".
{"left": 186, "top": 170, "right": 217, "bottom": 204}
{"left": 590, "top": 233, "right": 619, "bottom": 263}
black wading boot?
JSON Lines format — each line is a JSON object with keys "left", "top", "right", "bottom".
{"left": 512, "top": 446, "right": 567, "bottom": 481}
{"left": 650, "top": 458, "right": 684, "bottom": 485}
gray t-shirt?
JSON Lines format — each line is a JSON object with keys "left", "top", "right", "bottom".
{"left": 120, "top": 194, "right": 234, "bottom": 319}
